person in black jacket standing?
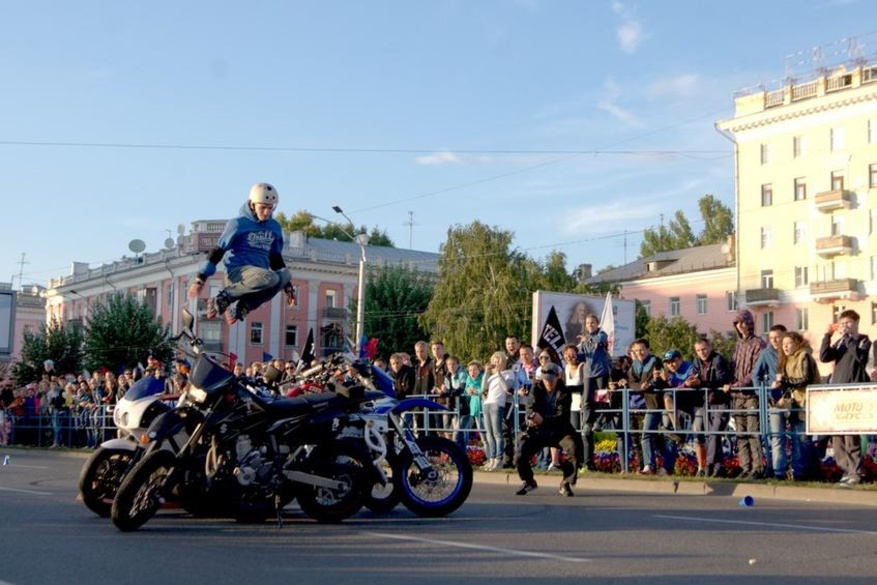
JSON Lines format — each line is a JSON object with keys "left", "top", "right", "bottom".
{"left": 819, "top": 310, "right": 872, "bottom": 487}
{"left": 514, "top": 364, "right": 582, "bottom": 497}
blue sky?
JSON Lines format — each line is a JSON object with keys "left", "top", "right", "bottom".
{"left": 0, "top": 0, "right": 871, "bottom": 288}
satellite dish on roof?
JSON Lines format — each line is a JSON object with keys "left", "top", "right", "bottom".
{"left": 128, "top": 239, "right": 146, "bottom": 254}
{"left": 177, "top": 223, "right": 186, "bottom": 235}
{"left": 164, "top": 237, "right": 176, "bottom": 250}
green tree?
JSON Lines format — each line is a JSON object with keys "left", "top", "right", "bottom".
{"left": 639, "top": 195, "right": 734, "bottom": 257}
{"left": 362, "top": 265, "right": 434, "bottom": 359}
{"left": 697, "top": 194, "right": 735, "bottom": 245}
{"left": 275, "top": 211, "right": 395, "bottom": 247}
{"left": 640, "top": 210, "right": 697, "bottom": 257}
{"left": 12, "top": 319, "right": 84, "bottom": 383}
{"left": 645, "top": 315, "right": 701, "bottom": 360}
{"left": 541, "top": 250, "right": 577, "bottom": 292}
{"left": 420, "top": 221, "right": 532, "bottom": 362}
{"left": 706, "top": 328, "right": 736, "bottom": 361}
{"left": 634, "top": 300, "right": 650, "bottom": 339}
{"left": 82, "top": 295, "right": 175, "bottom": 373}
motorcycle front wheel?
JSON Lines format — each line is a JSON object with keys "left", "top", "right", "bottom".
{"left": 111, "top": 450, "right": 176, "bottom": 532}
{"left": 79, "top": 446, "right": 138, "bottom": 517}
{"left": 395, "top": 436, "right": 472, "bottom": 517}
{"left": 295, "top": 442, "right": 369, "bottom": 523}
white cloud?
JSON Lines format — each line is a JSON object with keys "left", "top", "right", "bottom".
{"left": 596, "top": 77, "right": 643, "bottom": 127}
{"left": 416, "top": 151, "right": 463, "bottom": 165}
{"left": 611, "top": 1, "right": 646, "bottom": 54}
{"left": 617, "top": 21, "right": 643, "bottom": 54}
{"left": 565, "top": 199, "right": 662, "bottom": 233}
{"left": 647, "top": 74, "right": 700, "bottom": 99}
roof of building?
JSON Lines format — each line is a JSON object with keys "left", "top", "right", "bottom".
{"left": 585, "top": 243, "right": 734, "bottom": 285}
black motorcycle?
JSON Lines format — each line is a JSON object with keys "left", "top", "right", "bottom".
{"left": 110, "top": 310, "right": 385, "bottom": 531}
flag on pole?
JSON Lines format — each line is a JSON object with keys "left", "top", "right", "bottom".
{"left": 262, "top": 351, "right": 273, "bottom": 362}
{"left": 228, "top": 352, "right": 238, "bottom": 371}
{"left": 599, "top": 291, "right": 616, "bottom": 356}
{"left": 300, "top": 328, "right": 316, "bottom": 366}
{"left": 536, "top": 306, "right": 566, "bottom": 365}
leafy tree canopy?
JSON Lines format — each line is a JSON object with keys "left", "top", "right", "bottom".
{"left": 275, "top": 211, "right": 395, "bottom": 247}
{"left": 81, "top": 294, "right": 175, "bottom": 374}
{"left": 639, "top": 194, "right": 734, "bottom": 257}
{"left": 12, "top": 318, "right": 84, "bottom": 383}
{"left": 361, "top": 264, "right": 434, "bottom": 360}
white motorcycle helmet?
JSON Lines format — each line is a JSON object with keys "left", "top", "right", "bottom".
{"left": 248, "top": 182, "right": 279, "bottom": 206}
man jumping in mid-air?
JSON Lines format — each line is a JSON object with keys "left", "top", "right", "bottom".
{"left": 187, "top": 182, "right": 295, "bottom": 324}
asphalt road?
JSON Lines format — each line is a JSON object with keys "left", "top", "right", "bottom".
{"left": 1, "top": 448, "right": 876, "bottom": 585}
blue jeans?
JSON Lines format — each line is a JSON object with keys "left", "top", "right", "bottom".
{"left": 482, "top": 403, "right": 505, "bottom": 460}
{"left": 766, "top": 410, "right": 788, "bottom": 478}
{"left": 50, "top": 409, "right": 65, "bottom": 446}
{"left": 789, "top": 418, "right": 816, "bottom": 480}
{"left": 225, "top": 266, "right": 291, "bottom": 312}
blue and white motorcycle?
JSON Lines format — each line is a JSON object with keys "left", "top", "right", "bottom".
{"left": 341, "top": 362, "right": 473, "bottom": 517}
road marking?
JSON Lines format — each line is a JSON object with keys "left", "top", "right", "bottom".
{"left": 654, "top": 514, "right": 877, "bottom": 535}
{"left": 0, "top": 486, "right": 52, "bottom": 496}
{"left": 368, "top": 532, "right": 592, "bottom": 563}
{"left": 2, "top": 464, "right": 50, "bottom": 469}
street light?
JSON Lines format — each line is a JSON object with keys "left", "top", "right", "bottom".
{"left": 331, "top": 206, "right": 368, "bottom": 355}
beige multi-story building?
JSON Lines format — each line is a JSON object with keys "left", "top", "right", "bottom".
{"left": 717, "top": 57, "right": 877, "bottom": 349}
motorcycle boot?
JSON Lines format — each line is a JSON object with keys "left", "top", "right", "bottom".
{"left": 207, "top": 290, "right": 233, "bottom": 319}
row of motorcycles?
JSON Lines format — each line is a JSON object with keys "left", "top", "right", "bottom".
{"left": 78, "top": 309, "right": 472, "bottom": 531}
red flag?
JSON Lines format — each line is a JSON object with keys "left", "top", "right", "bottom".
{"left": 228, "top": 352, "right": 238, "bottom": 371}
{"left": 364, "top": 338, "right": 379, "bottom": 360}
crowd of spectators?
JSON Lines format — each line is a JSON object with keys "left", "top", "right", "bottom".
{"left": 3, "top": 308, "right": 876, "bottom": 494}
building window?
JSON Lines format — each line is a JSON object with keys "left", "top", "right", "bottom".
{"left": 726, "top": 291, "right": 737, "bottom": 312}
{"left": 762, "top": 311, "right": 774, "bottom": 335}
{"left": 830, "top": 127, "right": 845, "bottom": 151}
{"left": 793, "top": 135, "right": 807, "bottom": 158}
{"left": 696, "top": 294, "right": 707, "bottom": 315}
{"left": 793, "top": 221, "right": 807, "bottom": 245}
{"left": 761, "top": 184, "right": 773, "bottom": 206}
{"left": 872, "top": 256, "right": 877, "bottom": 281}
{"left": 285, "top": 325, "right": 298, "bottom": 347}
{"left": 872, "top": 302, "right": 877, "bottom": 326}
{"left": 831, "top": 215, "right": 844, "bottom": 236}
{"left": 761, "top": 226, "right": 772, "bottom": 249}
{"left": 250, "top": 322, "right": 263, "bottom": 345}
{"left": 871, "top": 209, "right": 877, "bottom": 235}
{"left": 761, "top": 269, "right": 774, "bottom": 289}
{"left": 760, "top": 143, "right": 773, "bottom": 164}
{"left": 201, "top": 321, "right": 222, "bottom": 345}
{"left": 325, "top": 290, "right": 337, "bottom": 309}
{"left": 871, "top": 121, "right": 877, "bottom": 144}
{"left": 831, "top": 171, "right": 845, "bottom": 190}
{"left": 669, "top": 297, "right": 680, "bottom": 317}
{"left": 794, "top": 266, "right": 809, "bottom": 287}
{"left": 640, "top": 299, "right": 651, "bottom": 317}
{"left": 794, "top": 177, "right": 807, "bottom": 201}
{"left": 796, "top": 308, "right": 809, "bottom": 331}
{"left": 870, "top": 164, "right": 877, "bottom": 188}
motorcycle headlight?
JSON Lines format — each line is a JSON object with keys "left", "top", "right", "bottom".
{"left": 187, "top": 387, "right": 208, "bottom": 404}
{"left": 119, "top": 411, "right": 129, "bottom": 427}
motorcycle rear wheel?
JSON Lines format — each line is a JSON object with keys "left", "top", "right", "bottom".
{"left": 79, "top": 446, "right": 137, "bottom": 517}
{"left": 395, "top": 436, "right": 472, "bottom": 517}
{"left": 111, "top": 450, "right": 176, "bottom": 531}
{"left": 296, "top": 443, "right": 369, "bottom": 523}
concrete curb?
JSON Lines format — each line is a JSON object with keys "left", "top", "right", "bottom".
{"left": 474, "top": 470, "right": 877, "bottom": 506}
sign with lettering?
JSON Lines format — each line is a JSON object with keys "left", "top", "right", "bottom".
{"left": 806, "top": 384, "right": 877, "bottom": 434}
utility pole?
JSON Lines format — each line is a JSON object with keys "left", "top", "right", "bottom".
{"left": 403, "top": 211, "right": 415, "bottom": 248}
{"left": 14, "top": 253, "right": 28, "bottom": 290}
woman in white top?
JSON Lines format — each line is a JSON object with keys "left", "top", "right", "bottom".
{"left": 480, "top": 351, "right": 516, "bottom": 471}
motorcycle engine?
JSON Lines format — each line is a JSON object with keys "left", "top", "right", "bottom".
{"left": 233, "top": 435, "right": 270, "bottom": 486}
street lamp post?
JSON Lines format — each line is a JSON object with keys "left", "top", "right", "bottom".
{"left": 332, "top": 206, "right": 368, "bottom": 355}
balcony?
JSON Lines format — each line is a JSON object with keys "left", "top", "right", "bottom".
{"left": 744, "top": 287, "right": 781, "bottom": 308}
{"left": 809, "top": 279, "right": 861, "bottom": 303}
{"left": 814, "top": 189, "right": 853, "bottom": 213}
{"left": 815, "top": 235, "right": 854, "bottom": 258}
{"left": 323, "top": 307, "right": 348, "bottom": 320}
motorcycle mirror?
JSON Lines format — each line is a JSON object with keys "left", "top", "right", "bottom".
{"left": 182, "top": 309, "right": 195, "bottom": 332}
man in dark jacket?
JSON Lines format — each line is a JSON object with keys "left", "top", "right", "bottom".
{"left": 725, "top": 309, "right": 767, "bottom": 480}
{"left": 819, "top": 310, "right": 872, "bottom": 487}
{"left": 687, "top": 338, "right": 733, "bottom": 477}
{"left": 389, "top": 353, "right": 416, "bottom": 400}
{"left": 514, "top": 364, "right": 582, "bottom": 497}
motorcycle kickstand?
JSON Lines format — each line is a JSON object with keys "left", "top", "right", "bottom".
{"left": 274, "top": 494, "right": 284, "bottom": 529}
